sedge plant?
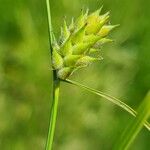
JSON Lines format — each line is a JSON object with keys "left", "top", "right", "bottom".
{"left": 45, "top": 0, "right": 150, "bottom": 149}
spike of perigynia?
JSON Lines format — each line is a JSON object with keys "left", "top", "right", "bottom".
{"left": 52, "top": 7, "right": 118, "bottom": 79}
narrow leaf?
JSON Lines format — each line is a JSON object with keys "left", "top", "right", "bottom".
{"left": 62, "top": 79, "right": 150, "bottom": 131}
{"left": 114, "top": 91, "right": 150, "bottom": 150}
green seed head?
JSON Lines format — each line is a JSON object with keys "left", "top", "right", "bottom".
{"left": 52, "top": 7, "right": 118, "bottom": 80}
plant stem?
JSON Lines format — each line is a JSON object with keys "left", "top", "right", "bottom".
{"left": 46, "top": 78, "right": 60, "bottom": 150}
{"left": 45, "top": 0, "right": 60, "bottom": 150}
{"left": 46, "top": 0, "right": 53, "bottom": 51}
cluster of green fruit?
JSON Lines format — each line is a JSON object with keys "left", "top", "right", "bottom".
{"left": 52, "top": 7, "right": 118, "bottom": 79}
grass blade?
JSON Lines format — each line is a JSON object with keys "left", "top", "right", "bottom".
{"left": 114, "top": 91, "right": 150, "bottom": 150}
{"left": 62, "top": 79, "right": 150, "bottom": 131}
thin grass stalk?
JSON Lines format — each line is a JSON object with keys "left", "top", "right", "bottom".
{"left": 114, "top": 91, "right": 150, "bottom": 150}
{"left": 63, "top": 79, "right": 150, "bottom": 131}
{"left": 45, "top": 0, "right": 60, "bottom": 149}
{"left": 46, "top": 79, "right": 60, "bottom": 150}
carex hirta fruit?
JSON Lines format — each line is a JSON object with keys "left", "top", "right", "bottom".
{"left": 52, "top": 7, "right": 119, "bottom": 80}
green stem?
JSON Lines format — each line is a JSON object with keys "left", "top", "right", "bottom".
{"left": 46, "top": 0, "right": 53, "bottom": 51}
{"left": 46, "top": 79, "right": 60, "bottom": 150}
{"left": 45, "top": 0, "right": 60, "bottom": 150}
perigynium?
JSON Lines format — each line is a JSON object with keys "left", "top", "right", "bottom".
{"left": 45, "top": 0, "right": 150, "bottom": 150}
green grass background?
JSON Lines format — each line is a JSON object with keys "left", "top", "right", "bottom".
{"left": 0, "top": 0, "right": 150, "bottom": 149}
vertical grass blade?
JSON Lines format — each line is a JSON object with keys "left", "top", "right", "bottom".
{"left": 63, "top": 79, "right": 150, "bottom": 131}
{"left": 114, "top": 91, "right": 150, "bottom": 150}
{"left": 45, "top": 0, "right": 60, "bottom": 150}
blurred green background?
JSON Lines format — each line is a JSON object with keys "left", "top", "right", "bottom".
{"left": 0, "top": 0, "right": 150, "bottom": 149}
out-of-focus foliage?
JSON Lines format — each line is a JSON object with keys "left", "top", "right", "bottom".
{"left": 0, "top": 0, "right": 150, "bottom": 149}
